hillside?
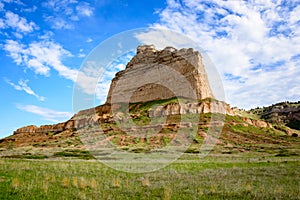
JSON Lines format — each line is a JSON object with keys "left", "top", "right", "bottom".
{"left": 248, "top": 101, "right": 300, "bottom": 130}
{"left": 0, "top": 97, "right": 299, "bottom": 159}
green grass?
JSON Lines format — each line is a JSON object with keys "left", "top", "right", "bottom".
{"left": 2, "top": 154, "right": 48, "bottom": 159}
{"left": 0, "top": 155, "right": 299, "bottom": 199}
{"left": 53, "top": 149, "right": 94, "bottom": 159}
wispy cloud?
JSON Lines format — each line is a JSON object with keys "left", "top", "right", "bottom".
{"left": 5, "top": 78, "right": 46, "bottom": 101}
{"left": 4, "top": 11, "right": 38, "bottom": 33}
{"left": 76, "top": 2, "right": 94, "bottom": 17}
{"left": 16, "top": 104, "right": 73, "bottom": 122}
{"left": 3, "top": 38, "right": 104, "bottom": 98}
{"left": 144, "top": 0, "right": 300, "bottom": 109}
{"left": 86, "top": 38, "right": 93, "bottom": 43}
{"left": 78, "top": 53, "right": 86, "bottom": 58}
{"left": 0, "top": 2, "right": 4, "bottom": 11}
{"left": 44, "top": 16, "right": 74, "bottom": 30}
{"left": 3, "top": 39, "right": 78, "bottom": 81}
{"left": 42, "top": 0, "right": 94, "bottom": 29}
{"left": 95, "top": 53, "right": 133, "bottom": 103}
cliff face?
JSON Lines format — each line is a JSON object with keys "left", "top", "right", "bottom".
{"left": 106, "top": 45, "right": 214, "bottom": 104}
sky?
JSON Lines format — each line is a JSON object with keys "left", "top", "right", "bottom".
{"left": 0, "top": 0, "right": 299, "bottom": 138}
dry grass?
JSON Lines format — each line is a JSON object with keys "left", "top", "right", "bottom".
{"left": 163, "top": 186, "right": 171, "bottom": 200}
{"left": 141, "top": 177, "right": 150, "bottom": 187}
{"left": 42, "top": 181, "right": 49, "bottom": 193}
{"left": 11, "top": 178, "right": 20, "bottom": 189}
{"left": 89, "top": 178, "right": 97, "bottom": 189}
{"left": 112, "top": 177, "right": 121, "bottom": 188}
{"left": 61, "top": 177, "right": 70, "bottom": 188}
{"left": 72, "top": 177, "right": 78, "bottom": 188}
{"left": 79, "top": 177, "right": 87, "bottom": 189}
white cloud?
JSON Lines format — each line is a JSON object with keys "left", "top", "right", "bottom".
{"left": 5, "top": 78, "right": 45, "bottom": 101}
{"left": 0, "top": 18, "right": 5, "bottom": 28}
{"left": 4, "top": 39, "right": 78, "bottom": 81}
{"left": 95, "top": 55, "right": 130, "bottom": 103}
{"left": 135, "top": 28, "right": 198, "bottom": 50}
{"left": 2, "top": 0, "right": 24, "bottom": 5}
{"left": 146, "top": 0, "right": 300, "bottom": 109}
{"left": 43, "top": 0, "right": 76, "bottom": 12}
{"left": 38, "top": 31, "right": 54, "bottom": 40}
{"left": 75, "top": 61, "right": 104, "bottom": 96}
{"left": 0, "top": 2, "right": 4, "bottom": 11}
{"left": 45, "top": 16, "right": 74, "bottom": 30}
{"left": 22, "top": 5, "right": 38, "bottom": 13}
{"left": 78, "top": 53, "right": 86, "bottom": 58}
{"left": 3, "top": 38, "right": 103, "bottom": 98}
{"left": 4, "top": 11, "right": 38, "bottom": 33}
{"left": 43, "top": 0, "right": 93, "bottom": 29}
{"left": 76, "top": 2, "right": 93, "bottom": 17}
{"left": 16, "top": 104, "right": 73, "bottom": 122}
{"left": 86, "top": 38, "right": 93, "bottom": 43}
{"left": 3, "top": 40, "right": 25, "bottom": 65}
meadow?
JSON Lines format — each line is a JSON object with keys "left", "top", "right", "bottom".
{"left": 0, "top": 153, "right": 299, "bottom": 199}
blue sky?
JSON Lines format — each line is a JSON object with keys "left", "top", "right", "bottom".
{"left": 0, "top": 0, "right": 299, "bottom": 138}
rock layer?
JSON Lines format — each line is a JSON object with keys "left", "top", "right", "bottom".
{"left": 149, "top": 100, "right": 234, "bottom": 117}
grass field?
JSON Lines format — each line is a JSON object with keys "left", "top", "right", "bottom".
{"left": 0, "top": 154, "right": 299, "bottom": 199}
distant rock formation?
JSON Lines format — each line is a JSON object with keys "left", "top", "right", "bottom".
{"left": 13, "top": 121, "right": 75, "bottom": 135}
{"left": 106, "top": 45, "right": 214, "bottom": 104}
{"left": 249, "top": 101, "right": 300, "bottom": 130}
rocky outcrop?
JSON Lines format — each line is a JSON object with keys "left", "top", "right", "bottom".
{"left": 149, "top": 100, "right": 234, "bottom": 117}
{"left": 13, "top": 125, "right": 38, "bottom": 134}
{"left": 13, "top": 121, "right": 75, "bottom": 135}
{"left": 249, "top": 101, "right": 300, "bottom": 130}
{"left": 106, "top": 45, "right": 214, "bottom": 104}
{"left": 243, "top": 118, "right": 272, "bottom": 128}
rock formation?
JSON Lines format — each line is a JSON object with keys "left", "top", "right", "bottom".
{"left": 249, "top": 101, "right": 300, "bottom": 130}
{"left": 10, "top": 45, "right": 223, "bottom": 137}
{"left": 9, "top": 45, "right": 235, "bottom": 137}
{"left": 106, "top": 45, "right": 214, "bottom": 104}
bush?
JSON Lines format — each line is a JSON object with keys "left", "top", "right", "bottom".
{"left": 291, "top": 133, "right": 298, "bottom": 137}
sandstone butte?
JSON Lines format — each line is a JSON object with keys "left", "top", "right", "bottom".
{"left": 11, "top": 45, "right": 272, "bottom": 136}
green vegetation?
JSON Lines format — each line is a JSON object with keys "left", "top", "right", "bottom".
{"left": 0, "top": 155, "right": 299, "bottom": 199}
{"left": 53, "top": 149, "right": 94, "bottom": 159}
{"left": 2, "top": 154, "right": 48, "bottom": 159}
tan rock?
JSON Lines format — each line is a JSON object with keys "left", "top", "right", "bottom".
{"left": 106, "top": 45, "right": 214, "bottom": 104}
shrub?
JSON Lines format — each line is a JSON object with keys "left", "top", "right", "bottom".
{"left": 291, "top": 133, "right": 298, "bottom": 137}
